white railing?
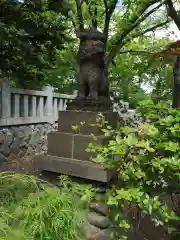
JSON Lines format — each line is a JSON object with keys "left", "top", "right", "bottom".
{"left": 0, "top": 80, "right": 76, "bottom": 126}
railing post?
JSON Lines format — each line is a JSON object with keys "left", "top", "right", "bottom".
{"left": 43, "top": 86, "right": 53, "bottom": 117}
{"left": 37, "top": 97, "right": 44, "bottom": 117}
{"left": 0, "top": 79, "right": 11, "bottom": 118}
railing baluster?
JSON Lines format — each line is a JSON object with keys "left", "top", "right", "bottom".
{"left": 43, "top": 86, "right": 53, "bottom": 116}
{"left": 1, "top": 80, "right": 11, "bottom": 118}
{"left": 14, "top": 94, "right": 20, "bottom": 118}
{"left": 53, "top": 98, "right": 58, "bottom": 120}
{"left": 59, "top": 98, "right": 64, "bottom": 111}
{"left": 37, "top": 96, "right": 44, "bottom": 117}
{"left": 64, "top": 99, "right": 68, "bottom": 110}
{"left": 0, "top": 82, "right": 75, "bottom": 126}
{"left": 23, "top": 95, "right": 29, "bottom": 118}
{"left": 32, "top": 96, "right": 36, "bottom": 117}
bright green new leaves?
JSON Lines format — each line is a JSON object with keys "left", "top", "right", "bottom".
{"left": 125, "top": 134, "right": 138, "bottom": 146}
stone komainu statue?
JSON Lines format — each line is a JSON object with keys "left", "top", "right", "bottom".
{"left": 78, "top": 29, "right": 109, "bottom": 100}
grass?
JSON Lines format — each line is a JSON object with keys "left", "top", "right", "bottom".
{"left": 0, "top": 172, "right": 87, "bottom": 240}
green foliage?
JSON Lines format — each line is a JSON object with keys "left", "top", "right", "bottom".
{"left": 109, "top": 37, "right": 173, "bottom": 107}
{"left": 0, "top": 0, "right": 71, "bottom": 89}
{"left": 87, "top": 101, "right": 180, "bottom": 239}
{"left": 151, "top": 64, "right": 173, "bottom": 100}
{"left": 45, "top": 45, "right": 79, "bottom": 93}
{"left": 0, "top": 173, "right": 86, "bottom": 240}
{"left": 69, "top": 0, "right": 170, "bottom": 59}
{"left": 1, "top": 0, "right": 173, "bottom": 95}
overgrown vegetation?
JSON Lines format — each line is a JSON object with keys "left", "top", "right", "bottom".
{"left": 0, "top": 173, "right": 86, "bottom": 240}
{"left": 87, "top": 101, "right": 180, "bottom": 239}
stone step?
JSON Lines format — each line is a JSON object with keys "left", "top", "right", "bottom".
{"left": 33, "top": 154, "right": 113, "bottom": 183}
{"left": 89, "top": 203, "right": 108, "bottom": 216}
{"left": 47, "top": 132, "right": 107, "bottom": 161}
{"left": 85, "top": 223, "right": 110, "bottom": 240}
{"left": 88, "top": 212, "right": 111, "bottom": 229}
{"left": 58, "top": 110, "right": 117, "bottom": 135}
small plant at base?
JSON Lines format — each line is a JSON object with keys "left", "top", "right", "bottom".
{"left": 72, "top": 124, "right": 81, "bottom": 133}
{"left": 71, "top": 121, "right": 85, "bottom": 134}
{"left": 86, "top": 100, "right": 180, "bottom": 239}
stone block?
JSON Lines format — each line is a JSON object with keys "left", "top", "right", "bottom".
{"left": 47, "top": 132, "right": 73, "bottom": 158}
{"left": 33, "top": 154, "right": 113, "bottom": 182}
{"left": 89, "top": 203, "right": 108, "bottom": 216}
{"left": 58, "top": 110, "right": 117, "bottom": 135}
{"left": 48, "top": 132, "right": 107, "bottom": 161}
{"left": 73, "top": 134, "right": 107, "bottom": 161}
{"left": 88, "top": 212, "right": 111, "bottom": 229}
{"left": 85, "top": 223, "right": 101, "bottom": 240}
{"left": 92, "top": 229, "right": 110, "bottom": 240}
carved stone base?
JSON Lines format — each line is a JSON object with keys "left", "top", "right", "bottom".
{"left": 33, "top": 110, "right": 117, "bottom": 182}
{"left": 58, "top": 110, "right": 117, "bottom": 135}
{"left": 33, "top": 155, "right": 113, "bottom": 183}
{"left": 67, "top": 97, "right": 112, "bottom": 111}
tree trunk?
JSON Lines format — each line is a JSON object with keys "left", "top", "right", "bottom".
{"left": 173, "top": 56, "right": 180, "bottom": 108}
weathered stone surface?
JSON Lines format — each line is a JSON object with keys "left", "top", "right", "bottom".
{"left": 74, "top": 134, "right": 107, "bottom": 161}
{"left": 58, "top": 110, "right": 117, "bottom": 135}
{"left": 8, "top": 153, "right": 17, "bottom": 162}
{"left": 85, "top": 223, "right": 101, "bottom": 240}
{"left": 0, "top": 153, "right": 7, "bottom": 168}
{"left": 0, "top": 122, "right": 58, "bottom": 173}
{"left": 89, "top": 203, "right": 108, "bottom": 216}
{"left": 34, "top": 154, "right": 113, "bottom": 182}
{"left": 76, "top": 28, "right": 109, "bottom": 101}
{"left": 88, "top": 213, "right": 111, "bottom": 229}
{"left": 10, "top": 139, "right": 20, "bottom": 155}
{"left": 93, "top": 229, "right": 110, "bottom": 240}
{"left": 1, "top": 160, "right": 19, "bottom": 172}
{"left": 48, "top": 132, "right": 73, "bottom": 158}
{"left": 48, "top": 131, "right": 108, "bottom": 161}
{"left": 3, "top": 140, "right": 11, "bottom": 157}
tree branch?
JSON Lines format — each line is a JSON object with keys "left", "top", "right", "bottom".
{"left": 83, "top": 0, "right": 98, "bottom": 28}
{"left": 166, "top": 0, "right": 180, "bottom": 30}
{"left": 106, "top": 0, "right": 164, "bottom": 65}
{"left": 103, "top": 0, "right": 118, "bottom": 41}
{"left": 139, "top": 19, "right": 170, "bottom": 35}
{"left": 119, "top": 50, "right": 153, "bottom": 55}
{"left": 75, "top": 0, "right": 84, "bottom": 31}
{"left": 90, "top": 3, "right": 98, "bottom": 28}
{"left": 123, "top": 19, "right": 171, "bottom": 45}
{"left": 103, "top": 0, "right": 109, "bottom": 38}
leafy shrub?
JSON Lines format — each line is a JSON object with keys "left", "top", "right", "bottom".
{"left": 87, "top": 100, "right": 180, "bottom": 239}
{"left": 0, "top": 173, "right": 86, "bottom": 240}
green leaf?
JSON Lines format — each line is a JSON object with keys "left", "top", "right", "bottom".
{"left": 136, "top": 140, "right": 155, "bottom": 152}
{"left": 164, "top": 142, "right": 179, "bottom": 152}
{"left": 116, "top": 135, "right": 122, "bottom": 143}
{"left": 119, "top": 220, "right": 130, "bottom": 229}
{"left": 125, "top": 134, "right": 138, "bottom": 146}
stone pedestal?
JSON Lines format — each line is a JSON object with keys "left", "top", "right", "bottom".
{"left": 34, "top": 110, "right": 117, "bottom": 182}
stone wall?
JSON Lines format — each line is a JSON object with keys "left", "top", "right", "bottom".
{"left": 0, "top": 123, "right": 58, "bottom": 173}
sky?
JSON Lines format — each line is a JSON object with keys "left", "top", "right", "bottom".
{"left": 156, "top": 22, "right": 180, "bottom": 40}
{"left": 142, "top": 21, "right": 180, "bottom": 93}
